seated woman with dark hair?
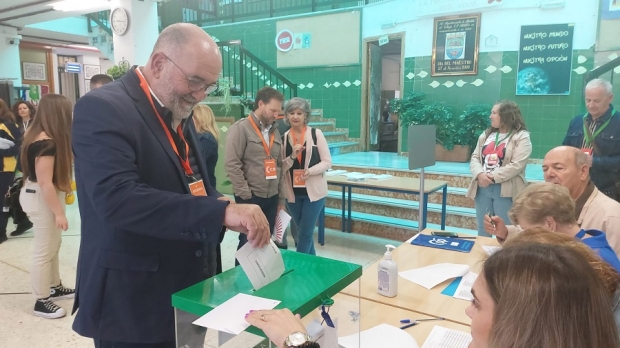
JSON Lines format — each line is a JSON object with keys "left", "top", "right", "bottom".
{"left": 246, "top": 241, "right": 620, "bottom": 348}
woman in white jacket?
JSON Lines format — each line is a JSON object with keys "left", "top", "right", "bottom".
{"left": 467, "top": 100, "right": 532, "bottom": 236}
{"left": 281, "top": 98, "right": 332, "bottom": 255}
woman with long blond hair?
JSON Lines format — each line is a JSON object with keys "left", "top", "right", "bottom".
{"left": 192, "top": 103, "right": 224, "bottom": 277}
{"left": 19, "top": 94, "right": 74, "bottom": 319}
{"left": 0, "top": 99, "right": 20, "bottom": 244}
{"left": 192, "top": 104, "right": 219, "bottom": 187}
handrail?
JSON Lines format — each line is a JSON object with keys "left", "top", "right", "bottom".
{"left": 216, "top": 40, "right": 297, "bottom": 99}
{"left": 85, "top": 10, "right": 112, "bottom": 36}
{"left": 584, "top": 56, "right": 620, "bottom": 83}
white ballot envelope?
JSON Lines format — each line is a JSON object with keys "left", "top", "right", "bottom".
{"left": 274, "top": 209, "right": 292, "bottom": 243}
{"left": 235, "top": 239, "right": 285, "bottom": 290}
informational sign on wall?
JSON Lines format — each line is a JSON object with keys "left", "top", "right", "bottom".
{"left": 516, "top": 23, "right": 574, "bottom": 96}
{"left": 432, "top": 13, "right": 480, "bottom": 76}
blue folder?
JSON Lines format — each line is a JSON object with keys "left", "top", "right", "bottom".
{"left": 411, "top": 234, "right": 475, "bottom": 253}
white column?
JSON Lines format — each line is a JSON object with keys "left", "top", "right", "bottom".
{"left": 0, "top": 26, "right": 22, "bottom": 87}
{"left": 110, "top": 0, "right": 159, "bottom": 67}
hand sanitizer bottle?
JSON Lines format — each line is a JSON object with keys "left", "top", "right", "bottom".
{"left": 378, "top": 244, "right": 398, "bottom": 297}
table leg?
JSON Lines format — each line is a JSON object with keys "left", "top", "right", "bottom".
{"left": 348, "top": 186, "right": 353, "bottom": 232}
{"left": 341, "top": 186, "right": 346, "bottom": 232}
{"left": 318, "top": 205, "right": 325, "bottom": 246}
{"left": 441, "top": 185, "right": 447, "bottom": 230}
{"left": 422, "top": 193, "right": 429, "bottom": 229}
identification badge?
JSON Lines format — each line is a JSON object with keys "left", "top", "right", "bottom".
{"left": 581, "top": 148, "right": 593, "bottom": 156}
{"left": 293, "top": 169, "right": 306, "bottom": 188}
{"left": 264, "top": 158, "right": 277, "bottom": 180}
{"left": 188, "top": 180, "right": 208, "bottom": 196}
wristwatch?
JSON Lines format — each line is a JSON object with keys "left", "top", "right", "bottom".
{"left": 284, "top": 332, "right": 314, "bottom": 347}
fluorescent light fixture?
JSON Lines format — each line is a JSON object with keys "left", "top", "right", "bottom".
{"left": 50, "top": 0, "right": 110, "bottom": 12}
{"left": 381, "top": 22, "right": 397, "bottom": 29}
{"left": 539, "top": 0, "right": 565, "bottom": 10}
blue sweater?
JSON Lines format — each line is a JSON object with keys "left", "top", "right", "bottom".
{"left": 577, "top": 229, "right": 620, "bottom": 273}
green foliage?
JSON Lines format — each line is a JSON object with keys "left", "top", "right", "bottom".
{"left": 455, "top": 103, "right": 492, "bottom": 149}
{"left": 393, "top": 93, "right": 490, "bottom": 151}
{"left": 106, "top": 64, "right": 129, "bottom": 80}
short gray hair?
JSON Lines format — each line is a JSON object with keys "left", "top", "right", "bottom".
{"left": 574, "top": 149, "right": 589, "bottom": 167}
{"left": 585, "top": 78, "right": 613, "bottom": 95}
{"left": 284, "top": 97, "right": 311, "bottom": 125}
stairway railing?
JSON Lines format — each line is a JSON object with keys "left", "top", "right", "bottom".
{"left": 86, "top": 10, "right": 112, "bottom": 36}
{"left": 583, "top": 56, "right": 620, "bottom": 95}
{"left": 217, "top": 40, "right": 297, "bottom": 100}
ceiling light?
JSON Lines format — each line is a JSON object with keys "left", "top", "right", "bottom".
{"left": 50, "top": 0, "right": 110, "bottom": 12}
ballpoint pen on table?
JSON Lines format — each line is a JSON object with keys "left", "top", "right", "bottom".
{"left": 399, "top": 317, "right": 445, "bottom": 330}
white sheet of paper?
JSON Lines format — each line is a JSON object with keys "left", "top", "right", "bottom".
{"left": 326, "top": 169, "right": 348, "bottom": 176}
{"left": 482, "top": 245, "right": 501, "bottom": 256}
{"left": 399, "top": 263, "right": 470, "bottom": 290}
{"left": 274, "top": 210, "right": 292, "bottom": 243}
{"left": 313, "top": 318, "right": 338, "bottom": 348}
{"left": 235, "top": 239, "right": 285, "bottom": 290}
{"left": 192, "top": 294, "right": 280, "bottom": 335}
{"left": 338, "top": 324, "right": 419, "bottom": 348}
{"left": 453, "top": 271, "right": 478, "bottom": 301}
{"left": 368, "top": 174, "right": 393, "bottom": 180}
{"left": 421, "top": 325, "right": 472, "bottom": 348}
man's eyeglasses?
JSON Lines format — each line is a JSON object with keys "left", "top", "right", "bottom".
{"left": 164, "top": 55, "right": 219, "bottom": 94}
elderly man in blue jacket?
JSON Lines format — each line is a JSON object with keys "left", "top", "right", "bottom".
{"left": 563, "top": 78, "right": 620, "bottom": 201}
{"left": 71, "top": 23, "right": 270, "bottom": 348}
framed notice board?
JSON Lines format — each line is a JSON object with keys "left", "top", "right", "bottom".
{"left": 432, "top": 13, "right": 481, "bottom": 76}
{"left": 516, "top": 23, "right": 574, "bottom": 95}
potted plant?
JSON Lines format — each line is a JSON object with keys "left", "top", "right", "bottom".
{"left": 455, "top": 103, "right": 492, "bottom": 151}
{"left": 106, "top": 63, "right": 129, "bottom": 80}
{"left": 395, "top": 93, "right": 489, "bottom": 162}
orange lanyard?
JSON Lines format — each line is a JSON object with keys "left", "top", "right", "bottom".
{"left": 248, "top": 114, "right": 275, "bottom": 158}
{"left": 292, "top": 126, "right": 306, "bottom": 164}
{"left": 136, "top": 69, "right": 194, "bottom": 177}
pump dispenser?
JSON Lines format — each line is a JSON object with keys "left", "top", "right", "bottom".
{"left": 378, "top": 244, "right": 398, "bottom": 297}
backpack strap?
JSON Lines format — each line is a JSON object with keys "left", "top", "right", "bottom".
{"left": 311, "top": 127, "right": 317, "bottom": 145}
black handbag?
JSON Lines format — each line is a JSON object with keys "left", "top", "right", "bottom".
{"left": 4, "top": 177, "right": 23, "bottom": 215}
{"left": 308, "top": 128, "right": 321, "bottom": 168}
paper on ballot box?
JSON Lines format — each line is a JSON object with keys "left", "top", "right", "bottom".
{"left": 399, "top": 263, "right": 470, "bottom": 290}
{"left": 274, "top": 209, "right": 292, "bottom": 243}
{"left": 192, "top": 293, "right": 280, "bottom": 334}
{"left": 235, "top": 239, "right": 285, "bottom": 290}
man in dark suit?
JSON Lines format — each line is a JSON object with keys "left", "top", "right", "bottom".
{"left": 72, "top": 23, "right": 270, "bottom": 348}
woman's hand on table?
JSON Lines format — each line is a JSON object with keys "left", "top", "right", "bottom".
{"left": 246, "top": 309, "right": 308, "bottom": 348}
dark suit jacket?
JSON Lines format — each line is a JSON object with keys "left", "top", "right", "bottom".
{"left": 196, "top": 131, "right": 218, "bottom": 187}
{"left": 71, "top": 67, "right": 229, "bottom": 343}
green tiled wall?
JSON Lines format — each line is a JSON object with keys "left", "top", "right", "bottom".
{"left": 204, "top": 20, "right": 363, "bottom": 138}
{"left": 401, "top": 49, "right": 594, "bottom": 158}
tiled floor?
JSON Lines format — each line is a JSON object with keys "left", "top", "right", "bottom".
{"left": 331, "top": 152, "right": 544, "bottom": 182}
{"left": 0, "top": 200, "right": 396, "bottom": 348}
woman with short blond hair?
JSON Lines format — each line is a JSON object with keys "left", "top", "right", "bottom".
{"left": 508, "top": 182, "right": 620, "bottom": 272}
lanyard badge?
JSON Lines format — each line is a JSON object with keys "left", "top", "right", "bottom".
{"left": 136, "top": 69, "right": 207, "bottom": 196}
{"left": 249, "top": 115, "right": 277, "bottom": 180}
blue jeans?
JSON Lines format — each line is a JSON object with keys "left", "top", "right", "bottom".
{"left": 474, "top": 184, "right": 513, "bottom": 237}
{"left": 286, "top": 196, "right": 326, "bottom": 255}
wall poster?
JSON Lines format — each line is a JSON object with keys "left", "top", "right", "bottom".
{"left": 432, "top": 13, "right": 481, "bottom": 76}
{"left": 517, "top": 23, "right": 574, "bottom": 95}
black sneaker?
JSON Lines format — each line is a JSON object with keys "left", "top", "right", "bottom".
{"left": 10, "top": 221, "right": 33, "bottom": 236}
{"left": 49, "top": 283, "right": 75, "bottom": 301}
{"left": 34, "top": 298, "right": 66, "bottom": 319}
